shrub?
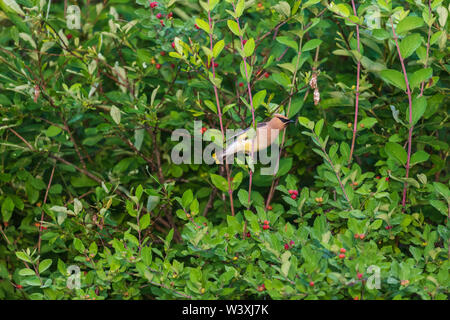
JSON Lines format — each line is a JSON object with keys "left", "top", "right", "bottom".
{"left": 0, "top": 0, "right": 448, "bottom": 300}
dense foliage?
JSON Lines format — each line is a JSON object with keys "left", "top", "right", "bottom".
{"left": 0, "top": 0, "right": 448, "bottom": 300}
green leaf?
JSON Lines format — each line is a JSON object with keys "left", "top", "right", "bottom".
{"left": 1, "top": 196, "right": 14, "bottom": 221}
{"left": 380, "top": 69, "right": 406, "bottom": 91}
{"left": 110, "top": 106, "right": 121, "bottom": 125}
{"left": 370, "top": 219, "right": 383, "bottom": 230}
{"left": 15, "top": 251, "right": 32, "bottom": 263}
{"left": 276, "top": 36, "right": 298, "bottom": 51}
{"left": 385, "top": 142, "right": 407, "bottom": 165}
{"left": 298, "top": 116, "right": 314, "bottom": 130}
{"left": 195, "top": 18, "right": 210, "bottom": 33}
{"left": 232, "top": 172, "right": 243, "bottom": 190}
{"left": 213, "top": 40, "right": 225, "bottom": 58}
{"left": 399, "top": 33, "right": 422, "bottom": 59}
{"left": 45, "top": 125, "right": 62, "bottom": 137}
{"left": 237, "top": 189, "right": 250, "bottom": 208}
{"left": 359, "top": 118, "right": 378, "bottom": 129}
{"left": 252, "top": 90, "right": 266, "bottom": 109}
{"left": 410, "top": 150, "right": 430, "bottom": 166}
{"left": 273, "top": 1, "right": 291, "bottom": 17}
{"left": 227, "top": 20, "right": 241, "bottom": 36}
{"left": 73, "top": 238, "right": 85, "bottom": 253}
{"left": 396, "top": 16, "right": 424, "bottom": 34}
{"left": 411, "top": 95, "right": 427, "bottom": 125}
{"left": 302, "top": 39, "right": 322, "bottom": 52}
{"left": 243, "top": 38, "right": 255, "bottom": 57}
{"left": 19, "top": 268, "right": 35, "bottom": 276}
{"left": 38, "top": 259, "right": 52, "bottom": 274}
{"left": 235, "top": 0, "right": 245, "bottom": 17}
{"left": 140, "top": 213, "right": 151, "bottom": 230}
{"left": 314, "top": 119, "right": 324, "bottom": 136}
{"left": 410, "top": 68, "right": 432, "bottom": 89}
{"left": 210, "top": 173, "right": 229, "bottom": 192}
{"left": 181, "top": 189, "right": 193, "bottom": 208}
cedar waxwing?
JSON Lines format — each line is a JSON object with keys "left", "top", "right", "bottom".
{"left": 213, "top": 114, "right": 294, "bottom": 164}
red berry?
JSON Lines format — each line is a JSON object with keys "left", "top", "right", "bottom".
{"left": 17, "top": 285, "right": 23, "bottom": 289}
{"left": 263, "top": 220, "right": 269, "bottom": 225}
{"left": 160, "top": 20, "right": 165, "bottom": 26}
{"left": 67, "top": 34, "right": 72, "bottom": 40}
{"left": 339, "top": 253, "right": 345, "bottom": 259}
{"left": 340, "top": 248, "right": 346, "bottom": 253}
{"left": 160, "top": 51, "right": 165, "bottom": 56}
{"left": 309, "top": 281, "right": 314, "bottom": 287}
{"left": 291, "top": 194, "right": 297, "bottom": 200}
{"left": 201, "top": 127, "right": 207, "bottom": 134}
{"left": 263, "top": 224, "right": 269, "bottom": 230}
{"left": 246, "top": 232, "right": 251, "bottom": 238}
{"left": 156, "top": 13, "right": 162, "bottom": 18}
{"left": 168, "top": 12, "right": 173, "bottom": 18}
{"left": 288, "top": 190, "right": 294, "bottom": 194}
{"left": 243, "top": 39, "right": 247, "bottom": 45}
{"left": 170, "top": 63, "right": 175, "bottom": 69}
{"left": 284, "top": 244, "right": 289, "bottom": 250}
{"left": 357, "top": 273, "right": 363, "bottom": 280}
{"left": 149, "top": 1, "right": 158, "bottom": 9}
{"left": 214, "top": 62, "right": 218, "bottom": 68}
{"left": 264, "top": 72, "right": 270, "bottom": 78}
{"left": 293, "top": 190, "right": 299, "bottom": 196}
{"left": 376, "top": 176, "right": 381, "bottom": 179}
{"left": 195, "top": 24, "right": 200, "bottom": 30}
{"left": 354, "top": 233, "right": 359, "bottom": 239}
{"left": 289, "top": 240, "right": 294, "bottom": 246}
{"left": 354, "top": 296, "right": 359, "bottom": 300}
{"left": 156, "top": 64, "right": 161, "bottom": 69}
{"left": 239, "top": 82, "right": 244, "bottom": 87}
{"left": 385, "top": 177, "right": 389, "bottom": 181}
{"left": 359, "top": 234, "right": 365, "bottom": 240}
{"left": 267, "top": 205, "right": 272, "bottom": 210}
{"left": 171, "top": 42, "right": 175, "bottom": 49}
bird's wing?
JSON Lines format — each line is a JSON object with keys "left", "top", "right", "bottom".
{"left": 226, "top": 122, "right": 267, "bottom": 142}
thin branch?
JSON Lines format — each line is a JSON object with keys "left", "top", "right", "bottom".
{"left": 207, "top": 0, "right": 235, "bottom": 216}
{"left": 348, "top": 0, "right": 361, "bottom": 166}
{"left": 390, "top": 17, "right": 414, "bottom": 208}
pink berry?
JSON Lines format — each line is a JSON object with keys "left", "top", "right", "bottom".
{"left": 339, "top": 253, "right": 345, "bottom": 259}
{"left": 156, "top": 13, "right": 162, "bottom": 18}
{"left": 291, "top": 194, "right": 297, "bottom": 200}
{"left": 284, "top": 244, "right": 289, "bottom": 250}
{"left": 340, "top": 248, "right": 346, "bottom": 253}
{"left": 309, "top": 281, "right": 314, "bottom": 287}
{"left": 149, "top": 1, "right": 158, "bottom": 9}
{"left": 263, "top": 225, "right": 269, "bottom": 230}
{"left": 357, "top": 273, "right": 363, "bottom": 280}
{"left": 171, "top": 42, "right": 175, "bottom": 49}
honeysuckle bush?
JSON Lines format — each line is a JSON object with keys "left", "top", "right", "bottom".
{"left": 0, "top": 0, "right": 448, "bottom": 300}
